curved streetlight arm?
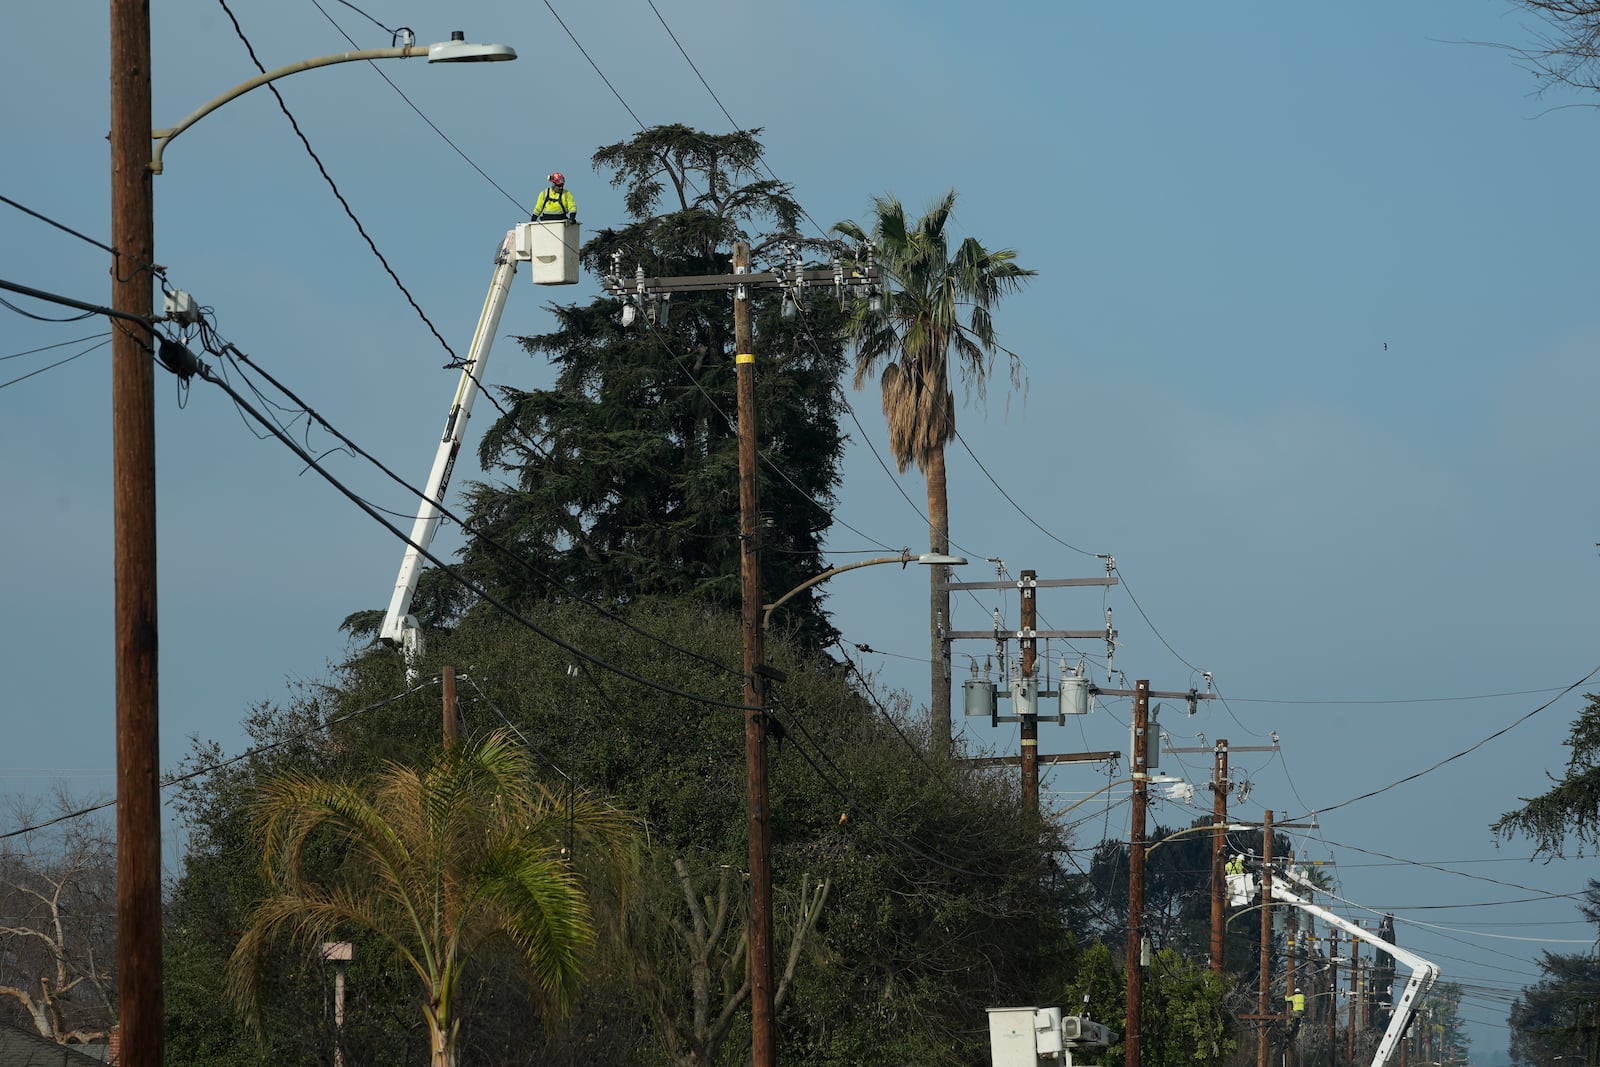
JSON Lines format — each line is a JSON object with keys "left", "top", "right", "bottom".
{"left": 762, "top": 551, "right": 965, "bottom": 630}
{"left": 149, "top": 37, "right": 514, "bottom": 174}
{"left": 762, "top": 553, "right": 914, "bottom": 630}
{"left": 1144, "top": 821, "right": 1252, "bottom": 860}
{"left": 152, "top": 46, "right": 420, "bottom": 174}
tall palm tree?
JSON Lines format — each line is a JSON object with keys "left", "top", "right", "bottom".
{"left": 226, "top": 729, "right": 637, "bottom": 1067}
{"left": 835, "top": 191, "right": 1035, "bottom": 754}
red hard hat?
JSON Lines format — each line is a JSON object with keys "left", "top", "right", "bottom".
{"left": 548, "top": 171, "right": 565, "bottom": 185}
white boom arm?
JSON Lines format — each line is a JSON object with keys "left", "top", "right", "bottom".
{"left": 379, "top": 221, "right": 577, "bottom": 661}
{"left": 1227, "top": 865, "right": 1438, "bottom": 1067}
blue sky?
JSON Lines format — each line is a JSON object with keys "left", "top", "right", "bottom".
{"left": 4, "top": 1, "right": 1598, "bottom": 1055}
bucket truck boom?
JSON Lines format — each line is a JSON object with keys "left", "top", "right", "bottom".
{"left": 1226, "top": 863, "right": 1438, "bottom": 1067}
{"left": 379, "top": 221, "right": 578, "bottom": 662}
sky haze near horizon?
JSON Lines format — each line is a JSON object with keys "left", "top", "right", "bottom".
{"left": 3, "top": 2, "right": 1598, "bottom": 1056}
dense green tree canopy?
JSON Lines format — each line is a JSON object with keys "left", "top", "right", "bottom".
{"left": 168, "top": 603, "right": 1077, "bottom": 1066}
{"left": 1493, "top": 694, "right": 1600, "bottom": 856}
{"left": 226, "top": 730, "right": 637, "bottom": 1067}
{"left": 458, "top": 125, "right": 849, "bottom": 650}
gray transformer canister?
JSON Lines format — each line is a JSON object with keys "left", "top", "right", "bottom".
{"left": 1011, "top": 676, "right": 1040, "bottom": 718}
{"left": 1060, "top": 675, "right": 1091, "bottom": 717}
{"left": 964, "top": 677, "right": 997, "bottom": 717}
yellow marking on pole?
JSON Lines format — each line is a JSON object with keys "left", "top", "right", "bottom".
{"left": 736, "top": 352, "right": 755, "bottom": 365}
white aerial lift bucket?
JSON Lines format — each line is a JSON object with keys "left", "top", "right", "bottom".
{"left": 517, "top": 220, "right": 580, "bottom": 285}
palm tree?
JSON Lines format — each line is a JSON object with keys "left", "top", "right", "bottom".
{"left": 835, "top": 191, "right": 1035, "bottom": 754}
{"left": 226, "top": 729, "right": 637, "bottom": 1067}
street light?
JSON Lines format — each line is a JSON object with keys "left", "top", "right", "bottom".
{"left": 150, "top": 30, "right": 516, "bottom": 174}
{"left": 108, "top": 21, "right": 514, "bottom": 1067}
{"left": 1144, "top": 821, "right": 1253, "bottom": 860}
{"left": 762, "top": 550, "right": 967, "bottom": 630}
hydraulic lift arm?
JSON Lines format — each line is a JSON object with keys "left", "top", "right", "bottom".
{"left": 1228, "top": 864, "right": 1439, "bottom": 1067}
{"left": 379, "top": 221, "right": 576, "bottom": 662}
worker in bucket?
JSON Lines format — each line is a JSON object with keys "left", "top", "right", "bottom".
{"left": 533, "top": 172, "right": 576, "bottom": 222}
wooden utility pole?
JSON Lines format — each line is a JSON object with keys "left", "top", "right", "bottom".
{"left": 1125, "top": 680, "right": 1150, "bottom": 1067}
{"left": 1169, "top": 735, "right": 1273, "bottom": 976}
{"left": 1019, "top": 569, "right": 1039, "bottom": 814}
{"left": 599, "top": 244, "right": 881, "bottom": 1067}
{"left": 733, "top": 242, "right": 776, "bottom": 1067}
{"left": 1210, "top": 738, "right": 1229, "bottom": 975}
{"left": 442, "top": 666, "right": 458, "bottom": 747}
{"left": 111, "top": 2, "right": 162, "bottom": 1065}
{"left": 945, "top": 569, "right": 1121, "bottom": 804}
{"left": 1348, "top": 926, "right": 1360, "bottom": 1065}
{"left": 1328, "top": 928, "right": 1340, "bottom": 1067}
{"left": 1258, "top": 809, "right": 1274, "bottom": 1067}
{"left": 1287, "top": 879, "right": 1300, "bottom": 1067}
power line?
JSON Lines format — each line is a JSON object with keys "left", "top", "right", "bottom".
{"left": 0, "top": 337, "right": 109, "bottom": 391}
{"left": 1286, "top": 663, "right": 1600, "bottom": 822}
{"left": 213, "top": 0, "right": 460, "bottom": 365}
{"left": 0, "top": 276, "right": 152, "bottom": 328}
{"left": 0, "top": 192, "right": 118, "bottom": 256}
{"left": 0, "top": 677, "right": 437, "bottom": 841}
{"left": 186, "top": 346, "right": 758, "bottom": 712}
{"left": 208, "top": 333, "right": 741, "bottom": 680}
{"left": 540, "top": 0, "right": 647, "bottom": 130}
{"left": 309, "top": 1, "right": 527, "bottom": 215}
{"left": 1, "top": 332, "right": 112, "bottom": 362}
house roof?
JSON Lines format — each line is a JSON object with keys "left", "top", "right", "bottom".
{"left": 0, "top": 1023, "right": 108, "bottom": 1067}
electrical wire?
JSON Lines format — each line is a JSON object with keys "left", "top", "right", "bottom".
{"left": 0, "top": 277, "right": 152, "bottom": 328}
{"left": 0, "top": 192, "right": 118, "bottom": 256}
{"left": 186, "top": 346, "right": 757, "bottom": 712}
{"left": 213, "top": 0, "right": 460, "bottom": 365}
{"left": 0, "top": 676, "right": 437, "bottom": 841}
{"left": 1284, "top": 663, "right": 1600, "bottom": 822}
{"left": 0, "top": 337, "right": 109, "bottom": 390}
{"left": 952, "top": 429, "right": 1100, "bottom": 557}
{"left": 309, "top": 1, "right": 527, "bottom": 215}
{"left": 1, "top": 332, "right": 112, "bottom": 362}
{"left": 210, "top": 334, "right": 742, "bottom": 680}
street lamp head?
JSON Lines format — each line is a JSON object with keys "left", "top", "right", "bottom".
{"left": 428, "top": 31, "right": 517, "bottom": 62}
{"left": 916, "top": 553, "right": 967, "bottom": 566}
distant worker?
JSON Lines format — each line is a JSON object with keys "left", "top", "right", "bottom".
{"left": 533, "top": 171, "right": 576, "bottom": 222}
{"left": 1226, "top": 855, "right": 1245, "bottom": 877}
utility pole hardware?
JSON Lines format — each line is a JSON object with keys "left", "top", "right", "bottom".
{"left": 597, "top": 241, "right": 879, "bottom": 1067}
{"left": 111, "top": 2, "right": 163, "bottom": 1064}
{"left": 946, "top": 567, "right": 1128, "bottom": 815}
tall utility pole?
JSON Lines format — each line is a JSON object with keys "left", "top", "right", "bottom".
{"left": 945, "top": 568, "right": 1120, "bottom": 803}
{"left": 734, "top": 241, "right": 776, "bottom": 1067}
{"left": 1348, "top": 927, "right": 1360, "bottom": 1065}
{"left": 599, "top": 246, "right": 879, "bottom": 1067}
{"left": 110, "top": 3, "right": 163, "bottom": 1066}
{"left": 1125, "top": 680, "right": 1150, "bottom": 1067}
{"left": 1211, "top": 739, "right": 1229, "bottom": 975}
{"left": 1019, "top": 569, "right": 1039, "bottom": 813}
{"left": 442, "top": 665, "right": 458, "bottom": 747}
{"left": 1329, "top": 928, "right": 1341, "bottom": 1067}
{"left": 1168, "top": 736, "right": 1276, "bottom": 976}
{"left": 1287, "top": 880, "right": 1300, "bottom": 1067}
{"left": 1258, "top": 809, "right": 1275, "bottom": 1067}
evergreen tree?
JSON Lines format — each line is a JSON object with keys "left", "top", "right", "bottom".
{"left": 462, "top": 125, "right": 849, "bottom": 649}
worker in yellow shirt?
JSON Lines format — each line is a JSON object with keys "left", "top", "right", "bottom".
{"left": 533, "top": 172, "right": 576, "bottom": 221}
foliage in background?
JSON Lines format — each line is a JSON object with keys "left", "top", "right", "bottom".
{"left": 225, "top": 730, "right": 638, "bottom": 1067}
{"left": 833, "top": 191, "right": 1034, "bottom": 749}
{"left": 456, "top": 125, "right": 849, "bottom": 652}
{"left": 1493, "top": 693, "right": 1600, "bottom": 856}
{"left": 0, "top": 793, "right": 116, "bottom": 1046}
{"left": 166, "top": 604, "right": 1076, "bottom": 1066}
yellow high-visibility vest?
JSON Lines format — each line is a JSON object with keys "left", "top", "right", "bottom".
{"left": 535, "top": 187, "right": 575, "bottom": 217}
